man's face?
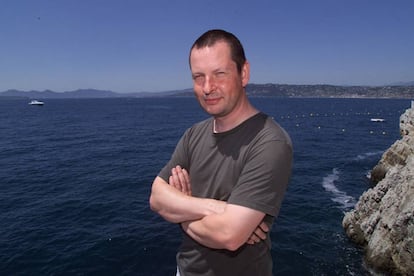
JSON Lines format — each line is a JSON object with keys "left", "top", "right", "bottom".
{"left": 190, "top": 41, "right": 249, "bottom": 118}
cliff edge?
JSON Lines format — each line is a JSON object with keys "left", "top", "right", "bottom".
{"left": 342, "top": 103, "right": 414, "bottom": 275}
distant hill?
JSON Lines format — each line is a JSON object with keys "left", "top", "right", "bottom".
{"left": 0, "top": 88, "right": 195, "bottom": 99}
{"left": 387, "top": 81, "right": 414, "bottom": 86}
{"left": 1, "top": 84, "right": 414, "bottom": 99}
{"left": 0, "top": 89, "right": 120, "bottom": 99}
{"left": 245, "top": 83, "right": 414, "bottom": 98}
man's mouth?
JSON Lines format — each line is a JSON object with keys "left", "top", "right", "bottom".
{"left": 204, "top": 98, "right": 220, "bottom": 105}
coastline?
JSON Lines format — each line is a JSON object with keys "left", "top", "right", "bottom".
{"left": 1, "top": 84, "right": 414, "bottom": 99}
{"left": 342, "top": 103, "right": 414, "bottom": 275}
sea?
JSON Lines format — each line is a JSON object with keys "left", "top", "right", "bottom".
{"left": 0, "top": 97, "right": 410, "bottom": 276}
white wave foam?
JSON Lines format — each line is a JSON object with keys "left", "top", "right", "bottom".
{"left": 354, "top": 150, "right": 383, "bottom": 161}
{"left": 322, "top": 168, "right": 356, "bottom": 209}
{"left": 365, "top": 170, "right": 371, "bottom": 179}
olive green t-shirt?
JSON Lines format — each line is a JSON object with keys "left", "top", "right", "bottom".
{"left": 159, "top": 112, "right": 293, "bottom": 276}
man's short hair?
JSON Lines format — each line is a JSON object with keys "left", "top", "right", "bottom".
{"left": 190, "top": 29, "right": 246, "bottom": 73}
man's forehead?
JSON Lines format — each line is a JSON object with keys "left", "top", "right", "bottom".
{"left": 191, "top": 42, "right": 230, "bottom": 60}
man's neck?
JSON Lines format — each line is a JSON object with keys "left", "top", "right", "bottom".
{"left": 213, "top": 104, "right": 258, "bottom": 133}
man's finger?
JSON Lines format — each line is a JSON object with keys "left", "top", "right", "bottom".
{"left": 181, "top": 168, "right": 192, "bottom": 195}
{"left": 175, "top": 166, "right": 188, "bottom": 194}
{"left": 259, "top": 221, "right": 269, "bottom": 232}
{"left": 171, "top": 167, "right": 183, "bottom": 191}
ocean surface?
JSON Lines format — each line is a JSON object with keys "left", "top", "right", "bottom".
{"left": 0, "top": 97, "right": 410, "bottom": 275}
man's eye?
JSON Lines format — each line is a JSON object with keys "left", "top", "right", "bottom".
{"left": 193, "top": 75, "right": 204, "bottom": 84}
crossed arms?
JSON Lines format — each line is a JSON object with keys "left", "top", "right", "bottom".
{"left": 149, "top": 165, "right": 268, "bottom": 251}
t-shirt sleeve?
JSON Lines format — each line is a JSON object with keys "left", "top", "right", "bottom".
{"left": 158, "top": 131, "right": 190, "bottom": 183}
{"left": 227, "top": 139, "right": 293, "bottom": 217}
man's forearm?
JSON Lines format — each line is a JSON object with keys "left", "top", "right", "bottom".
{"left": 181, "top": 204, "right": 266, "bottom": 251}
{"left": 149, "top": 176, "right": 226, "bottom": 223}
{"left": 182, "top": 215, "right": 233, "bottom": 250}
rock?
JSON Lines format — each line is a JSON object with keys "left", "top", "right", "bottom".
{"left": 370, "top": 106, "right": 414, "bottom": 184}
{"left": 343, "top": 105, "right": 414, "bottom": 275}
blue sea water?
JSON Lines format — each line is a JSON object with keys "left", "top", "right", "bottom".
{"left": 0, "top": 97, "right": 409, "bottom": 275}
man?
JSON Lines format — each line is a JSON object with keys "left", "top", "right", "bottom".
{"left": 149, "top": 29, "right": 293, "bottom": 276}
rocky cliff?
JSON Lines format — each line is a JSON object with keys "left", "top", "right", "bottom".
{"left": 342, "top": 103, "right": 414, "bottom": 275}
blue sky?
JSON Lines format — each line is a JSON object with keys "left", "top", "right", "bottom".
{"left": 1, "top": 0, "right": 413, "bottom": 93}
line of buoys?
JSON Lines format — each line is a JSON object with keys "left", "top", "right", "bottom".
{"left": 278, "top": 110, "right": 402, "bottom": 120}
{"left": 292, "top": 125, "right": 388, "bottom": 135}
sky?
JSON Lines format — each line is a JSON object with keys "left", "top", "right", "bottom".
{"left": 1, "top": 0, "right": 413, "bottom": 93}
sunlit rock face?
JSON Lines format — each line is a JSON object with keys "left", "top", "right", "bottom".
{"left": 343, "top": 105, "right": 414, "bottom": 275}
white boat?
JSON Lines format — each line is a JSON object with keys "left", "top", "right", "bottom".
{"left": 29, "top": 100, "right": 44, "bottom": 106}
{"left": 370, "top": 118, "right": 385, "bottom": 122}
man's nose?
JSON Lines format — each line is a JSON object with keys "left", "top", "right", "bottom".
{"left": 203, "top": 76, "right": 216, "bottom": 95}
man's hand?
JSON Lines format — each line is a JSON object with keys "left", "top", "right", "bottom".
{"left": 246, "top": 221, "right": 269, "bottom": 245}
{"left": 169, "top": 165, "right": 192, "bottom": 196}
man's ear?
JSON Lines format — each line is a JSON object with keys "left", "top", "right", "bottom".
{"left": 241, "top": 61, "right": 250, "bottom": 87}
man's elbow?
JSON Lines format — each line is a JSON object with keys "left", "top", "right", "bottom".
{"left": 148, "top": 180, "right": 166, "bottom": 215}
{"left": 149, "top": 194, "right": 166, "bottom": 218}
{"left": 149, "top": 194, "right": 181, "bottom": 224}
{"left": 224, "top": 242, "right": 243, "bottom": 251}
{"left": 225, "top": 238, "right": 246, "bottom": 251}
{"left": 149, "top": 194, "right": 159, "bottom": 213}
{"left": 149, "top": 192, "right": 166, "bottom": 218}
{"left": 217, "top": 230, "right": 246, "bottom": 251}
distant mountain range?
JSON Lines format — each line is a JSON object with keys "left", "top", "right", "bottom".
{"left": 1, "top": 83, "right": 414, "bottom": 99}
{"left": 0, "top": 88, "right": 193, "bottom": 99}
{"left": 387, "top": 81, "right": 414, "bottom": 86}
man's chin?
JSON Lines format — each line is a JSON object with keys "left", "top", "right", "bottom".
{"left": 202, "top": 106, "right": 220, "bottom": 115}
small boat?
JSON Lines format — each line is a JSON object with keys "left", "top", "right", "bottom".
{"left": 29, "top": 100, "right": 44, "bottom": 106}
{"left": 370, "top": 118, "right": 385, "bottom": 122}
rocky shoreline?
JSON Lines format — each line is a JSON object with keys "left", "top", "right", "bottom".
{"left": 343, "top": 102, "right": 414, "bottom": 275}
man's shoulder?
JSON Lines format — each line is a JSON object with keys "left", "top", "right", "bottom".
{"left": 262, "top": 115, "right": 292, "bottom": 146}
{"left": 183, "top": 117, "right": 213, "bottom": 138}
{"left": 188, "top": 117, "right": 212, "bottom": 131}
